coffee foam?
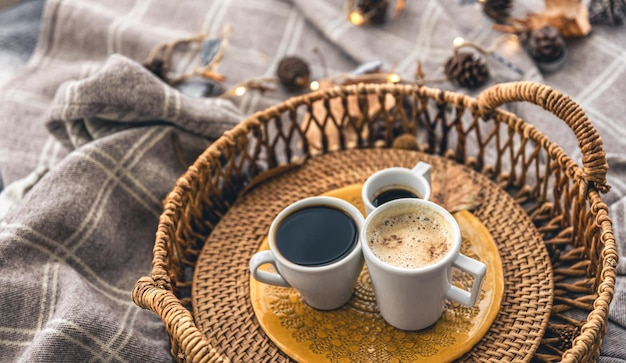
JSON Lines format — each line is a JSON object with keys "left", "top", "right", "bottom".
{"left": 368, "top": 206, "right": 453, "bottom": 269}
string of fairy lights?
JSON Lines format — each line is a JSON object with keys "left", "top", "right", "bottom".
{"left": 142, "top": 0, "right": 569, "bottom": 101}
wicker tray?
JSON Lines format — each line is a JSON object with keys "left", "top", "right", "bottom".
{"left": 132, "top": 81, "right": 617, "bottom": 362}
{"left": 193, "top": 150, "right": 551, "bottom": 362}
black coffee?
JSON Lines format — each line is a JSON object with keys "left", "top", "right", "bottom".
{"left": 275, "top": 206, "right": 358, "bottom": 267}
{"left": 372, "top": 187, "right": 421, "bottom": 207}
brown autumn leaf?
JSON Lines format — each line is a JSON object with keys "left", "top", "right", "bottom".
{"left": 518, "top": 0, "right": 592, "bottom": 37}
{"left": 389, "top": 135, "right": 482, "bottom": 212}
{"left": 430, "top": 164, "right": 483, "bottom": 214}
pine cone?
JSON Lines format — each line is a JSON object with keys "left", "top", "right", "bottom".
{"left": 444, "top": 52, "right": 489, "bottom": 89}
{"left": 556, "top": 325, "right": 579, "bottom": 352}
{"left": 356, "top": 0, "right": 389, "bottom": 24}
{"left": 276, "top": 56, "right": 310, "bottom": 91}
{"left": 589, "top": 0, "right": 626, "bottom": 25}
{"left": 482, "top": 0, "right": 513, "bottom": 23}
{"left": 527, "top": 25, "right": 566, "bottom": 62}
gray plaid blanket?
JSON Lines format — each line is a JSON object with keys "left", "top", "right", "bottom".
{"left": 0, "top": 0, "right": 624, "bottom": 361}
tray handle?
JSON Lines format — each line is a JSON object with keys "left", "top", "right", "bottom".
{"left": 476, "top": 81, "right": 610, "bottom": 193}
{"left": 132, "top": 277, "right": 229, "bottom": 362}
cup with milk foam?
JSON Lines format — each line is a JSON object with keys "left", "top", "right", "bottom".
{"left": 361, "top": 198, "right": 486, "bottom": 330}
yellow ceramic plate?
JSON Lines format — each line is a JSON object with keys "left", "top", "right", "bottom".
{"left": 250, "top": 184, "right": 504, "bottom": 362}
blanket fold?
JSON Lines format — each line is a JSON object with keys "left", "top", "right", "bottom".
{"left": 0, "top": 0, "right": 624, "bottom": 361}
{"left": 46, "top": 54, "right": 243, "bottom": 149}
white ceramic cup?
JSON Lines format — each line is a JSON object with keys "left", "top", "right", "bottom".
{"left": 361, "top": 198, "right": 486, "bottom": 330}
{"left": 249, "top": 196, "right": 365, "bottom": 310}
{"left": 361, "top": 161, "right": 432, "bottom": 215}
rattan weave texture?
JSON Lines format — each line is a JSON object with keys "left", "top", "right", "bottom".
{"left": 132, "top": 81, "right": 617, "bottom": 363}
{"left": 193, "top": 149, "right": 553, "bottom": 362}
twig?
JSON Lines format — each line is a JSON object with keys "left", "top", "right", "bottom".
{"left": 394, "top": 0, "right": 406, "bottom": 18}
{"left": 169, "top": 25, "right": 232, "bottom": 85}
{"left": 219, "top": 77, "right": 277, "bottom": 99}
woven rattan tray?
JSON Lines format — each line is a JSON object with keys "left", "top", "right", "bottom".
{"left": 132, "top": 81, "right": 617, "bottom": 362}
{"left": 193, "top": 149, "right": 551, "bottom": 362}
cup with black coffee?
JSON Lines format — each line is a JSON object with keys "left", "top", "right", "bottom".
{"left": 361, "top": 161, "right": 432, "bottom": 215}
{"left": 361, "top": 198, "right": 486, "bottom": 330}
{"left": 249, "top": 196, "right": 364, "bottom": 310}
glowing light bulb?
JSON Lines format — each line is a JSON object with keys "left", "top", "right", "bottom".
{"left": 350, "top": 12, "right": 364, "bottom": 26}
{"left": 309, "top": 80, "right": 320, "bottom": 91}
{"left": 453, "top": 37, "right": 465, "bottom": 47}
{"left": 234, "top": 86, "right": 247, "bottom": 96}
{"left": 388, "top": 73, "right": 401, "bottom": 83}
{"left": 503, "top": 34, "right": 521, "bottom": 52}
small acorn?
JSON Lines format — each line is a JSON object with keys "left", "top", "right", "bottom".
{"left": 392, "top": 133, "right": 420, "bottom": 150}
{"left": 276, "top": 56, "right": 310, "bottom": 91}
{"left": 482, "top": 0, "right": 513, "bottom": 23}
{"left": 444, "top": 51, "right": 490, "bottom": 89}
{"left": 527, "top": 25, "right": 567, "bottom": 72}
{"left": 527, "top": 25, "right": 566, "bottom": 62}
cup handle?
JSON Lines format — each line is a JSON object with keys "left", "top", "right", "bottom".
{"left": 249, "top": 250, "right": 291, "bottom": 287}
{"left": 412, "top": 162, "right": 432, "bottom": 186}
{"left": 444, "top": 254, "right": 487, "bottom": 306}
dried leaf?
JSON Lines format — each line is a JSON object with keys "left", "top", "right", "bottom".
{"left": 431, "top": 165, "right": 483, "bottom": 213}
{"left": 350, "top": 60, "right": 384, "bottom": 75}
{"left": 518, "top": 0, "right": 592, "bottom": 37}
{"left": 414, "top": 60, "right": 425, "bottom": 80}
{"left": 199, "top": 39, "right": 223, "bottom": 66}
